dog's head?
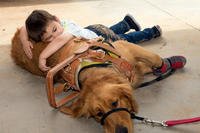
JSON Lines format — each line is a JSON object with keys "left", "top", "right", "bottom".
{"left": 66, "top": 81, "right": 138, "bottom": 133}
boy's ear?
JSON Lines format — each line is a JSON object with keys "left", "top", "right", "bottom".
{"left": 54, "top": 16, "right": 61, "bottom": 23}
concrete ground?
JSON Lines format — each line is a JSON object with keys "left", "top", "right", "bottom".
{"left": 0, "top": 0, "right": 200, "bottom": 133}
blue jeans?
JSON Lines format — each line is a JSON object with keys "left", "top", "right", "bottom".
{"left": 85, "top": 21, "right": 158, "bottom": 43}
{"left": 109, "top": 20, "right": 157, "bottom": 43}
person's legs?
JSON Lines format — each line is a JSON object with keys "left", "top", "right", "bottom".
{"left": 109, "top": 14, "right": 141, "bottom": 34}
{"left": 118, "top": 25, "right": 162, "bottom": 44}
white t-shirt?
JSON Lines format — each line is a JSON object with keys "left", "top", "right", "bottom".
{"left": 61, "top": 20, "right": 98, "bottom": 39}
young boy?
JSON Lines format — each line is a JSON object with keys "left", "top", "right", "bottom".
{"left": 20, "top": 10, "right": 163, "bottom": 71}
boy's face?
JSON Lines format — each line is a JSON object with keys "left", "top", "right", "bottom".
{"left": 42, "top": 20, "right": 64, "bottom": 43}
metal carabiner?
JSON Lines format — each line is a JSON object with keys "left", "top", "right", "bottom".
{"left": 143, "top": 118, "right": 168, "bottom": 127}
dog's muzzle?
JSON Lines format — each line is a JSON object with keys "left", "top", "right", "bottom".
{"left": 115, "top": 125, "right": 128, "bottom": 133}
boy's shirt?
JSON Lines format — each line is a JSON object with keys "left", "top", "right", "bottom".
{"left": 61, "top": 19, "right": 98, "bottom": 39}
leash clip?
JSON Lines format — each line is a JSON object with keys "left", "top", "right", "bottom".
{"left": 143, "top": 118, "right": 168, "bottom": 127}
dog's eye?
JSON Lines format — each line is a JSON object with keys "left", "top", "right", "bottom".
{"left": 97, "top": 111, "right": 104, "bottom": 117}
{"left": 111, "top": 100, "right": 118, "bottom": 108}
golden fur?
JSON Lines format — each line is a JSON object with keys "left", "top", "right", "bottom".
{"left": 11, "top": 29, "right": 162, "bottom": 133}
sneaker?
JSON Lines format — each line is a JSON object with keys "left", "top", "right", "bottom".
{"left": 153, "top": 56, "right": 186, "bottom": 76}
{"left": 123, "top": 14, "right": 141, "bottom": 31}
{"left": 152, "top": 25, "right": 162, "bottom": 38}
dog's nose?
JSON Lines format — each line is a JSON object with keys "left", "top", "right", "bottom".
{"left": 115, "top": 125, "right": 128, "bottom": 133}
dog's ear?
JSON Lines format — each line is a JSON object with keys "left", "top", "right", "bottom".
{"left": 119, "top": 85, "right": 138, "bottom": 113}
{"left": 66, "top": 97, "right": 90, "bottom": 118}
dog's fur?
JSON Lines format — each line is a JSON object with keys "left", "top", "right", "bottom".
{"left": 11, "top": 29, "right": 162, "bottom": 133}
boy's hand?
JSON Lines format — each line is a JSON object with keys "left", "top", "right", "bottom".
{"left": 22, "top": 41, "right": 33, "bottom": 59}
{"left": 39, "top": 57, "right": 51, "bottom": 71}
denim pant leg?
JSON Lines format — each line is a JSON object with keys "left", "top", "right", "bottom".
{"left": 85, "top": 24, "right": 121, "bottom": 42}
{"left": 109, "top": 20, "right": 130, "bottom": 34}
{"left": 118, "top": 28, "right": 155, "bottom": 44}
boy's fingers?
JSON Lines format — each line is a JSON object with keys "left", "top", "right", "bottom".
{"left": 27, "top": 48, "right": 32, "bottom": 59}
{"left": 29, "top": 51, "right": 33, "bottom": 59}
{"left": 29, "top": 54, "right": 33, "bottom": 59}
{"left": 39, "top": 64, "right": 51, "bottom": 71}
{"left": 30, "top": 43, "right": 33, "bottom": 49}
{"left": 25, "top": 50, "right": 31, "bottom": 58}
{"left": 46, "top": 67, "right": 51, "bottom": 71}
{"left": 23, "top": 44, "right": 33, "bottom": 59}
{"left": 28, "top": 46, "right": 33, "bottom": 58}
{"left": 43, "top": 66, "right": 51, "bottom": 71}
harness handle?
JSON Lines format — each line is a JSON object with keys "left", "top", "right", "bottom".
{"left": 46, "top": 54, "right": 80, "bottom": 108}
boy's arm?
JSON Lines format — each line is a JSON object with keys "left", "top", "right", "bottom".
{"left": 19, "top": 26, "right": 33, "bottom": 59}
{"left": 39, "top": 33, "right": 74, "bottom": 71}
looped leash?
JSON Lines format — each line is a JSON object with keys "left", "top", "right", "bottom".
{"left": 100, "top": 107, "right": 200, "bottom": 127}
{"left": 138, "top": 69, "right": 176, "bottom": 88}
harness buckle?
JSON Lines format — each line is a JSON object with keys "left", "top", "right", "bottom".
{"left": 63, "top": 64, "right": 71, "bottom": 72}
{"left": 95, "top": 49, "right": 106, "bottom": 59}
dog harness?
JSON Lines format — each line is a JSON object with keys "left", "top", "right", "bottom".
{"left": 59, "top": 40, "right": 135, "bottom": 92}
{"left": 46, "top": 39, "right": 135, "bottom": 108}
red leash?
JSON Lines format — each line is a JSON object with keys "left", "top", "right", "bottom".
{"left": 115, "top": 108, "right": 200, "bottom": 127}
{"left": 135, "top": 115, "right": 200, "bottom": 127}
{"left": 165, "top": 117, "right": 200, "bottom": 127}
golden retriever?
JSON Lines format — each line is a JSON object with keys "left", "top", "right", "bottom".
{"left": 11, "top": 29, "right": 163, "bottom": 133}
